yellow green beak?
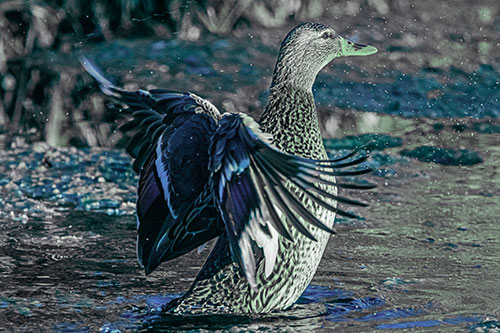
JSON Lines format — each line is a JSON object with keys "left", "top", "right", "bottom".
{"left": 339, "top": 36, "right": 378, "bottom": 57}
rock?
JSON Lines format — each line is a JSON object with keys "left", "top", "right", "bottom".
{"left": 324, "top": 133, "right": 403, "bottom": 151}
{"left": 33, "top": 142, "right": 50, "bottom": 153}
{"left": 400, "top": 146, "right": 483, "bottom": 165}
{"left": 471, "top": 121, "right": 500, "bottom": 134}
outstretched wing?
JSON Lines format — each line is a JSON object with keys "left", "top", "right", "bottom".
{"left": 134, "top": 107, "right": 222, "bottom": 274}
{"left": 210, "top": 113, "right": 374, "bottom": 288}
{"left": 80, "top": 57, "right": 223, "bottom": 274}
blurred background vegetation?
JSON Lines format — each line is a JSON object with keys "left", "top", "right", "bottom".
{"left": 0, "top": 0, "right": 498, "bottom": 147}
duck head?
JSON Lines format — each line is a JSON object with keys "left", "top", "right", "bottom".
{"left": 271, "top": 22, "right": 377, "bottom": 91}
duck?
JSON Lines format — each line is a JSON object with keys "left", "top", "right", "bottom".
{"left": 80, "top": 22, "right": 377, "bottom": 314}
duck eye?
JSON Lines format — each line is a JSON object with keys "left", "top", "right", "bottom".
{"left": 321, "top": 31, "right": 335, "bottom": 39}
{"left": 321, "top": 32, "right": 331, "bottom": 39}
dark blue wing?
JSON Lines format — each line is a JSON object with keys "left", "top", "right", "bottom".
{"left": 135, "top": 109, "right": 223, "bottom": 274}
{"left": 81, "top": 56, "right": 223, "bottom": 274}
{"left": 210, "top": 113, "right": 375, "bottom": 288}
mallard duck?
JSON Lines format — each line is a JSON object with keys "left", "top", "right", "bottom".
{"left": 80, "top": 22, "right": 377, "bottom": 314}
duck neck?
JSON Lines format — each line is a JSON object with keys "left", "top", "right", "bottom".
{"left": 259, "top": 83, "right": 325, "bottom": 159}
{"left": 268, "top": 43, "right": 320, "bottom": 91}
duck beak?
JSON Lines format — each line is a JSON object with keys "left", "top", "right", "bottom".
{"left": 339, "top": 36, "right": 378, "bottom": 57}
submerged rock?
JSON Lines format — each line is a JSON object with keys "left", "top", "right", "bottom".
{"left": 470, "top": 121, "right": 500, "bottom": 134}
{"left": 315, "top": 64, "right": 500, "bottom": 118}
{"left": 400, "top": 146, "right": 483, "bottom": 165}
{"left": 324, "top": 134, "right": 402, "bottom": 151}
{"left": 0, "top": 143, "right": 137, "bottom": 224}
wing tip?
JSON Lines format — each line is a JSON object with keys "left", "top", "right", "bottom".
{"left": 78, "top": 54, "right": 119, "bottom": 97}
{"left": 141, "top": 252, "right": 162, "bottom": 276}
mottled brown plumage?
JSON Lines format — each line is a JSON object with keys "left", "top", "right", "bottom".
{"left": 162, "top": 22, "right": 377, "bottom": 314}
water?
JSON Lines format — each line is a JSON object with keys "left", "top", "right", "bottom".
{"left": 1, "top": 0, "right": 499, "bottom": 329}
{"left": 1, "top": 114, "right": 498, "bottom": 331}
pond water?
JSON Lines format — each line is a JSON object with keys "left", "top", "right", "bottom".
{"left": 2, "top": 3, "right": 500, "bottom": 327}
{"left": 0, "top": 112, "right": 498, "bottom": 331}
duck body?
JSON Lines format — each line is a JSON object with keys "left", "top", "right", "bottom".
{"left": 81, "top": 22, "right": 377, "bottom": 314}
{"left": 172, "top": 85, "right": 334, "bottom": 314}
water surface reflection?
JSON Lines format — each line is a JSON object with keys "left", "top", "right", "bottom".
{"left": 0, "top": 115, "right": 498, "bottom": 331}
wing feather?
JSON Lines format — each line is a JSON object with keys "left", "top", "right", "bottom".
{"left": 81, "top": 56, "right": 224, "bottom": 275}
{"left": 210, "top": 113, "right": 375, "bottom": 286}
